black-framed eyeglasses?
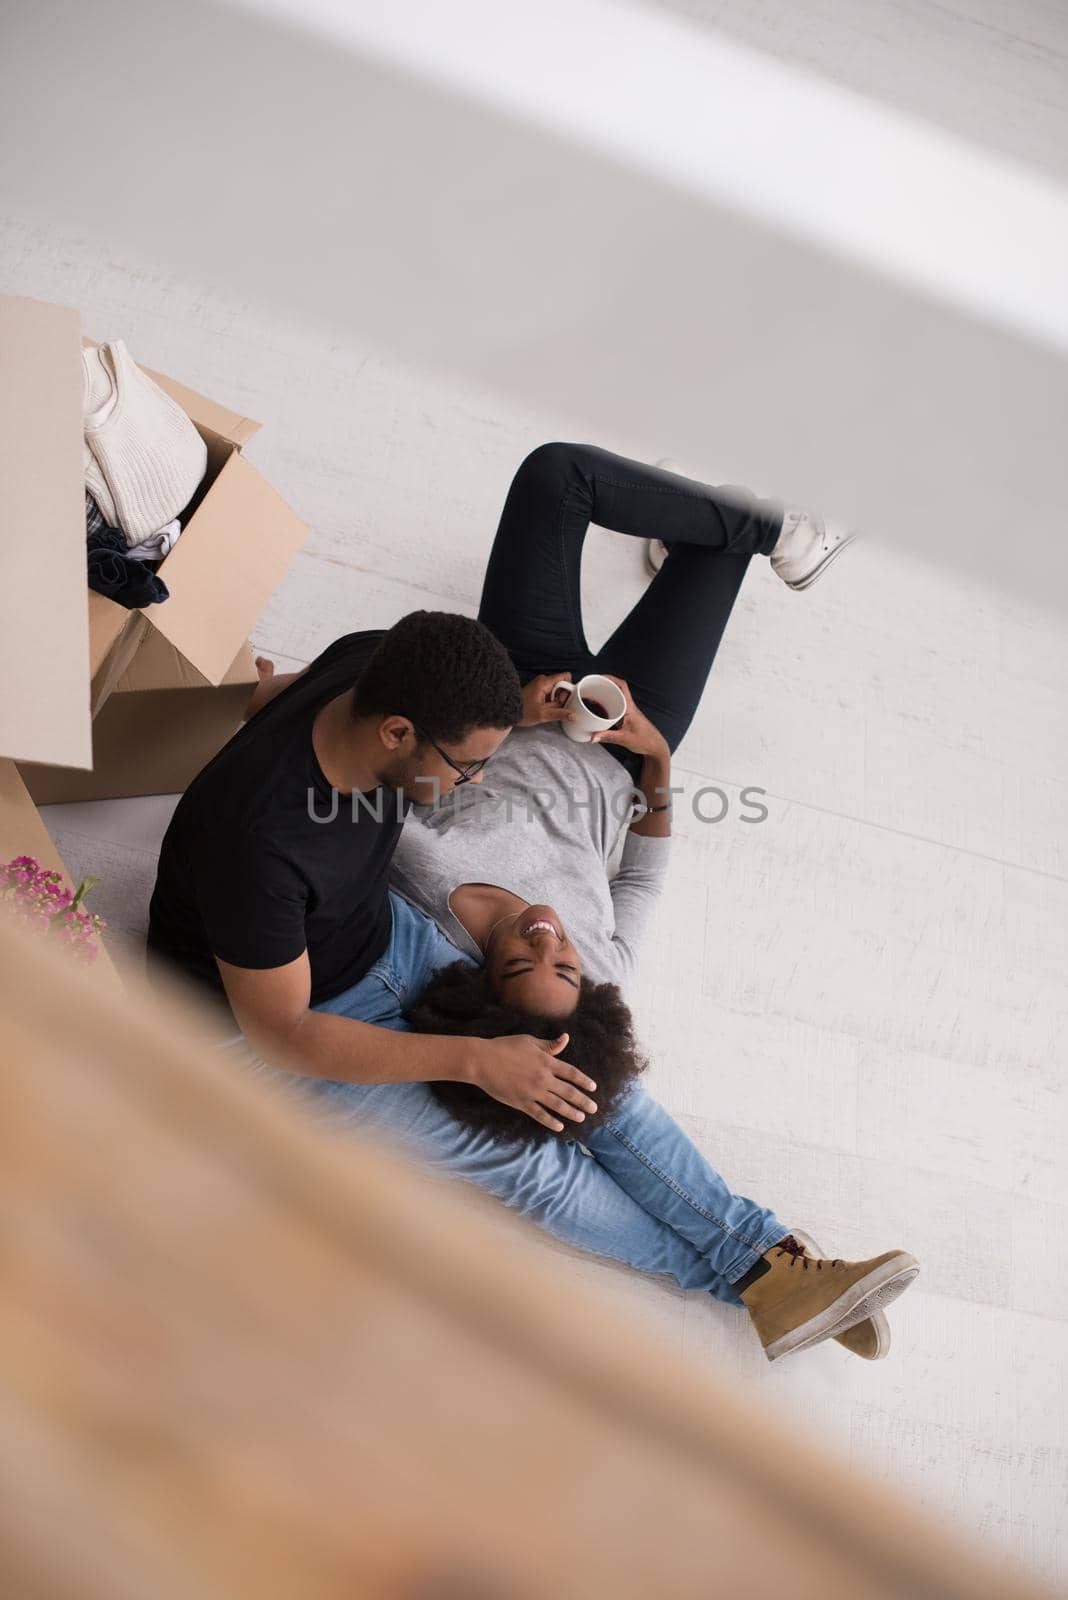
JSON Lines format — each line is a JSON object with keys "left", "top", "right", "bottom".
{"left": 412, "top": 724, "right": 489, "bottom": 787}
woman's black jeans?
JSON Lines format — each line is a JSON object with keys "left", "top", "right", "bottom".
{"left": 477, "top": 443, "right": 783, "bottom": 779}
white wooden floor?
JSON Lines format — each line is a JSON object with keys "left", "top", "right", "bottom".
{"left": 4, "top": 198, "right": 1066, "bottom": 1591}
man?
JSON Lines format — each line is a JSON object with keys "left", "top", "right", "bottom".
{"left": 148, "top": 609, "right": 595, "bottom": 1129}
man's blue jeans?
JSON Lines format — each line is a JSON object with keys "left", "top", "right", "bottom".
{"left": 243, "top": 892, "right": 786, "bottom": 1304}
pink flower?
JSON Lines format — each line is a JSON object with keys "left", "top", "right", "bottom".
{"left": 2, "top": 855, "right": 106, "bottom": 965}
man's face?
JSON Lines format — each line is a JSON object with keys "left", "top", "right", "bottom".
{"left": 388, "top": 722, "right": 512, "bottom": 802}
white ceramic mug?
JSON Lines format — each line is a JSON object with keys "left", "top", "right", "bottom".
{"left": 551, "top": 673, "right": 627, "bottom": 742}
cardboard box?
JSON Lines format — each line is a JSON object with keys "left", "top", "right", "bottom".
{"left": 18, "top": 632, "right": 259, "bottom": 804}
{"left": 0, "top": 760, "right": 77, "bottom": 882}
{"left": 0, "top": 292, "right": 307, "bottom": 771}
{"left": 1, "top": 298, "right": 91, "bottom": 771}
{"left": 0, "top": 294, "right": 306, "bottom": 963}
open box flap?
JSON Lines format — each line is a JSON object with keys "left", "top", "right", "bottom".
{"left": 144, "top": 452, "right": 306, "bottom": 684}
{"left": 88, "top": 597, "right": 151, "bottom": 718}
{"left": 88, "top": 591, "right": 132, "bottom": 679}
{"left": 0, "top": 296, "right": 92, "bottom": 769}
{"left": 115, "top": 627, "right": 258, "bottom": 694}
{"left": 0, "top": 759, "right": 78, "bottom": 881}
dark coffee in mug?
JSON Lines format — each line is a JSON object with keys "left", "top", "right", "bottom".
{"left": 553, "top": 672, "right": 628, "bottom": 742}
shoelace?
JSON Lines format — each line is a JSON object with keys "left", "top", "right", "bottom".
{"left": 775, "top": 1235, "right": 842, "bottom": 1271}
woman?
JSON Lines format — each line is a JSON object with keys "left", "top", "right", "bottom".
{"left": 390, "top": 442, "right": 912, "bottom": 1360}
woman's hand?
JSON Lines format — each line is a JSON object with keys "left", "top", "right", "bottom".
{"left": 468, "top": 1033, "right": 598, "bottom": 1133}
{"left": 589, "top": 675, "right": 668, "bottom": 759}
{"left": 519, "top": 672, "right": 575, "bottom": 729}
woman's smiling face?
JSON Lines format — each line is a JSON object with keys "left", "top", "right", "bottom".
{"left": 485, "top": 903, "right": 582, "bottom": 1017}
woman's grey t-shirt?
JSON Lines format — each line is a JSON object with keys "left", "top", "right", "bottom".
{"left": 390, "top": 723, "right": 670, "bottom": 994}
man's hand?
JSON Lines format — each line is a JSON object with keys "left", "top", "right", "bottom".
{"left": 244, "top": 655, "right": 307, "bottom": 720}
{"left": 589, "top": 675, "right": 668, "bottom": 759}
{"left": 518, "top": 673, "right": 576, "bottom": 729}
{"left": 468, "top": 1033, "right": 598, "bottom": 1133}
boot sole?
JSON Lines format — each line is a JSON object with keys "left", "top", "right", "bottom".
{"left": 763, "top": 1254, "right": 919, "bottom": 1363}
{"left": 782, "top": 531, "right": 859, "bottom": 591}
{"left": 790, "top": 1229, "right": 891, "bottom": 1359}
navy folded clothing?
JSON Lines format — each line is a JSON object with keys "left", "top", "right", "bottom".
{"left": 87, "top": 529, "right": 170, "bottom": 609}
{"left": 87, "top": 524, "right": 127, "bottom": 555}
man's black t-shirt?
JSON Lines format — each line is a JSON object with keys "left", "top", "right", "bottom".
{"left": 147, "top": 630, "right": 407, "bottom": 1012}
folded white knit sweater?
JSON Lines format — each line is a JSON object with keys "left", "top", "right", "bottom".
{"left": 83, "top": 341, "right": 207, "bottom": 546}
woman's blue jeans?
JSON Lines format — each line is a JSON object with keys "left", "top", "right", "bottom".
{"left": 241, "top": 894, "right": 786, "bottom": 1305}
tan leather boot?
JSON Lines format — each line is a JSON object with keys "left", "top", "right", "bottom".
{"left": 740, "top": 1235, "right": 918, "bottom": 1362}
{"left": 790, "top": 1230, "right": 890, "bottom": 1360}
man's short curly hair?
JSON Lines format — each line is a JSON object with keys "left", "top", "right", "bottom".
{"left": 353, "top": 611, "right": 522, "bottom": 744}
{"left": 406, "top": 961, "right": 648, "bottom": 1147}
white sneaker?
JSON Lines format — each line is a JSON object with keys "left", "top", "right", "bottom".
{"left": 770, "top": 509, "right": 859, "bottom": 591}
{"left": 645, "top": 456, "right": 682, "bottom": 576}
{"left": 646, "top": 536, "right": 670, "bottom": 575}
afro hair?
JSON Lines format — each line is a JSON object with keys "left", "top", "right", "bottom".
{"left": 353, "top": 610, "right": 522, "bottom": 744}
{"left": 406, "top": 960, "right": 648, "bottom": 1147}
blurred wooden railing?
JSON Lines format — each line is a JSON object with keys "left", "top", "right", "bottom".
{"left": 0, "top": 910, "right": 1049, "bottom": 1600}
